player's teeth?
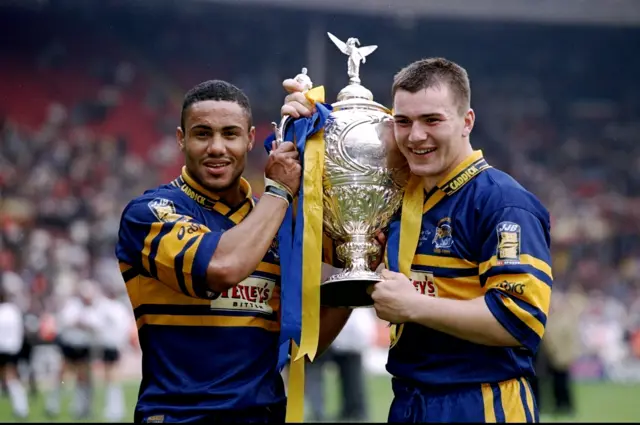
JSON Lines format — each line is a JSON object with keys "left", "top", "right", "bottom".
{"left": 413, "top": 148, "right": 435, "bottom": 154}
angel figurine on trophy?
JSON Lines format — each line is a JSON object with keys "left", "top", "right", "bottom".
{"left": 327, "top": 32, "right": 378, "bottom": 85}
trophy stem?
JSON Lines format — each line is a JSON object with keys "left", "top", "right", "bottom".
{"left": 335, "top": 234, "right": 379, "bottom": 275}
{"left": 320, "top": 234, "right": 382, "bottom": 308}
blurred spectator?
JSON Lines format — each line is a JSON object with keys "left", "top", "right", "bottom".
{"left": 0, "top": 287, "right": 29, "bottom": 419}
{"left": 540, "top": 289, "right": 585, "bottom": 416}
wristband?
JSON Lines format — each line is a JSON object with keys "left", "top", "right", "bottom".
{"left": 263, "top": 185, "right": 293, "bottom": 207}
{"left": 264, "top": 177, "right": 294, "bottom": 199}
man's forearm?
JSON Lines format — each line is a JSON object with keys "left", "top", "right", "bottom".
{"left": 206, "top": 195, "right": 288, "bottom": 292}
{"left": 316, "top": 262, "right": 352, "bottom": 355}
{"left": 318, "top": 307, "right": 352, "bottom": 356}
{"left": 406, "top": 295, "right": 520, "bottom": 347}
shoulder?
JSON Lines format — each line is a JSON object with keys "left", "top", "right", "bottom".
{"left": 472, "top": 167, "right": 549, "bottom": 223}
{"left": 121, "top": 185, "right": 193, "bottom": 223}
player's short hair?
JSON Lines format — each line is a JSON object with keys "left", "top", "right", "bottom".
{"left": 181, "top": 80, "right": 252, "bottom": 130}
{"left": 392, "top": 57, "right": 471, "bottom": 114}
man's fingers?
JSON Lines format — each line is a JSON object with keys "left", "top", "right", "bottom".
{"left": 278, "top": 151, "right": 299, "bottom": 160}
{"left": 281, "top": 90, "right": 315, "bottom": 118}
{"left": 272, "top": 142, "right": 298, "bottom": 159}
{"left": 366, "top": 284, "right": 376, "bottom": 296}
{"left": 274, "top": 141, "right": 296, "bottom": 152}
{"left": 284, "top": 92, "right": 310, "bottom": 105}
{"left": 281, "top": 102, "right": 313, "bottom": 118}
{"left": 286, "top": 93, "right": 315, "bottom": 112}
{"left": 292, "top": 102, "right": 314, "bottom": 117}
{"left": 283, "top": 78, "right": 305, "bottom": 94}
{"left": 280, "top": 105, "right": 300, "bottom": 118}
{"left": 375, "top": 231, "right": 387, "bottom": 245}
{"left": 381, "top": 268, "right": 400, "bottom": 279}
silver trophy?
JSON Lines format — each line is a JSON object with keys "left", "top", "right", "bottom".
{"left": 275, "top": 33, "right": 404, "bottom": 307}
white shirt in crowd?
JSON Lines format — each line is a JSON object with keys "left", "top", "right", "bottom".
{"left": 0, "top": 302, "right": 24, "bottom": 355}
{"left": 93, "top": 297, "right": 132, "bottom": 350}
{"left": 333, "top": 308, "right": 377, "bottom": 353}
{"left": 57, "top": 297, "right": 101, "bottom": 348}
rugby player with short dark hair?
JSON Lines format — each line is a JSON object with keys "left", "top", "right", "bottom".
{"left": 117, "top": 80, "right": 351, "bottom": 423}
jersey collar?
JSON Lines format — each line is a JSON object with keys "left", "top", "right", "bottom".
{"left": 435, "top": 150, "right": 491, "bottom": 196}
{"left": 174, "top": 166, "right": 255, "bottom": 224}
{"left": 420, "top": 150, "right": 491, "bottom": 214}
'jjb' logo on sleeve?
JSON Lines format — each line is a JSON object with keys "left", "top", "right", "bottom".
{"left": 496, "top": 221, "right": 521, "bottom": 265}
{"left": 148, "top": 198, "right": 178, "bottom": 223}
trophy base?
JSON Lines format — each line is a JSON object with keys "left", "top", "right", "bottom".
{"left": 320, "top": 271, "right": 381, "bottom": 308}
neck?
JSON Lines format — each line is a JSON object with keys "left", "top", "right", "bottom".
{"left": 182, "top": 167, "right": 247, "bottom": 207}
{"left": 217, "top": 184, "right": 245, "bottom": 207}
{"left": 422, "top": 142, "right": 474, "bottom": 192}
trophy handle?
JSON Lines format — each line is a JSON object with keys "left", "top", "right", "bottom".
{"left": 271, "top": 115, "right": 294, "bottom": 150}
{"left": 271, "top": 67, "right": 313, "bottom": 150}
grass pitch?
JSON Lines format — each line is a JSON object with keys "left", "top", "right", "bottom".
{"left": 0, "top": 372, "right": 638, "bottom": 422}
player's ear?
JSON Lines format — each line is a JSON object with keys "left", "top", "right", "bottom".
{"left": 247, "top": 126, "right": 256, "bottom": 152}
{"left": 462, "top": 108, "right": 475, "bottom": 138}
{"left": 176, "top": 126, "right": 186, "bottom": 152}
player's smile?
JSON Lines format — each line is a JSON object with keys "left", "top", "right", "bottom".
{"left": 408, "top": 147, "right": 438, "bottom": 158}
{"left": 203, "top": 159, "right": 233, "bottom": 177}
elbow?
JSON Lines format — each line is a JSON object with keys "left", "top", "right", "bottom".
{"left": 486, "top": 326, "right": 522, "bottom": 347}
{"left": 205, "top": 258, "right": 246, "bottom": 293}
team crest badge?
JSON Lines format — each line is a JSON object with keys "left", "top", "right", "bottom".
{"left": 432, "top": 217, "right": 454, "bottom": 252}
{"left": 148, "top": 198, "right": 177, "bottom": 222}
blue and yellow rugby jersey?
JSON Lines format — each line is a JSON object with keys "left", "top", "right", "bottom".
{"left": 386, "top": 150, "right": 552, "bottom": 386}
{"left": 115, "top": 166, "right": 285, "bottom": 418}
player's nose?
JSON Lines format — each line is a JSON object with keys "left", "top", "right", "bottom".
{"left": 206, "top": 135, "right": 227, "bottom": 155}
{"left": 408, "top": 122, "right": 428, "bottom": 144}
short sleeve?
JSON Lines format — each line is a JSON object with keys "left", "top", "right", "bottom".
{"left": 480, "top": 206, "right": 553, "bottom": 353}
{"left": 116, "top": 196, "right": 221, "bottom": 299}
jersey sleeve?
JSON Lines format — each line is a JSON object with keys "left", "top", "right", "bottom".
{"left": 116, "top": 196, "right": 221, "bottom": 299}
{"left": 480, "top": 206, "right": 553, "bottom": 353}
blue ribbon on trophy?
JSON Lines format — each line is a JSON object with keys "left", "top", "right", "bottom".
{"left": 263, "top": 71, "right": 331, "bottom": 422}
{"left": 264, "top": 78, "right": 331, "bottom": 369}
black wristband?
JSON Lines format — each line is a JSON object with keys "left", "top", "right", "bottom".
{"left": 264, "top": 184, "right": 293, "bottom": 205}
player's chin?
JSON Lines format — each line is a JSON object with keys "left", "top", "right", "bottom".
{"left": 408, "top": 162, "right": 443, "bottom": 178}
{"left": 198, "top": 170, "right": 234, "bottom": 192}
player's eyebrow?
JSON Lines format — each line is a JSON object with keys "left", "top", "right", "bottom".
{"left": 190, "top": 124, "right": 212, "bottom": 132}
{"left": 221, "top": 125, "right": 243, "bottom": 131}
{"left": 189, "top": 124, "right": 242, "bottom": 132}
{"left": 393, "top": 113, "right": 444, "bottom": 120}
{"left": 419, "top": 113, "right": 445, "bottom": 119}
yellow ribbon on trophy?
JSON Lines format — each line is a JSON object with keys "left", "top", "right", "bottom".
{"left": 285, "top": 85, "right": 326, "bottom": 423}
{"left": 389, "top": 173, "right": 424, "bottom": 348}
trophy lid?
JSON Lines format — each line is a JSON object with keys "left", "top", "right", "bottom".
{"left": 336, "top": 83, "right": 374, "bottom": 102}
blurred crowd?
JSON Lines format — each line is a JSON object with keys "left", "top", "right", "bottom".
{"left": 0, "top": 1, "right": 639, "bottom": 420}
